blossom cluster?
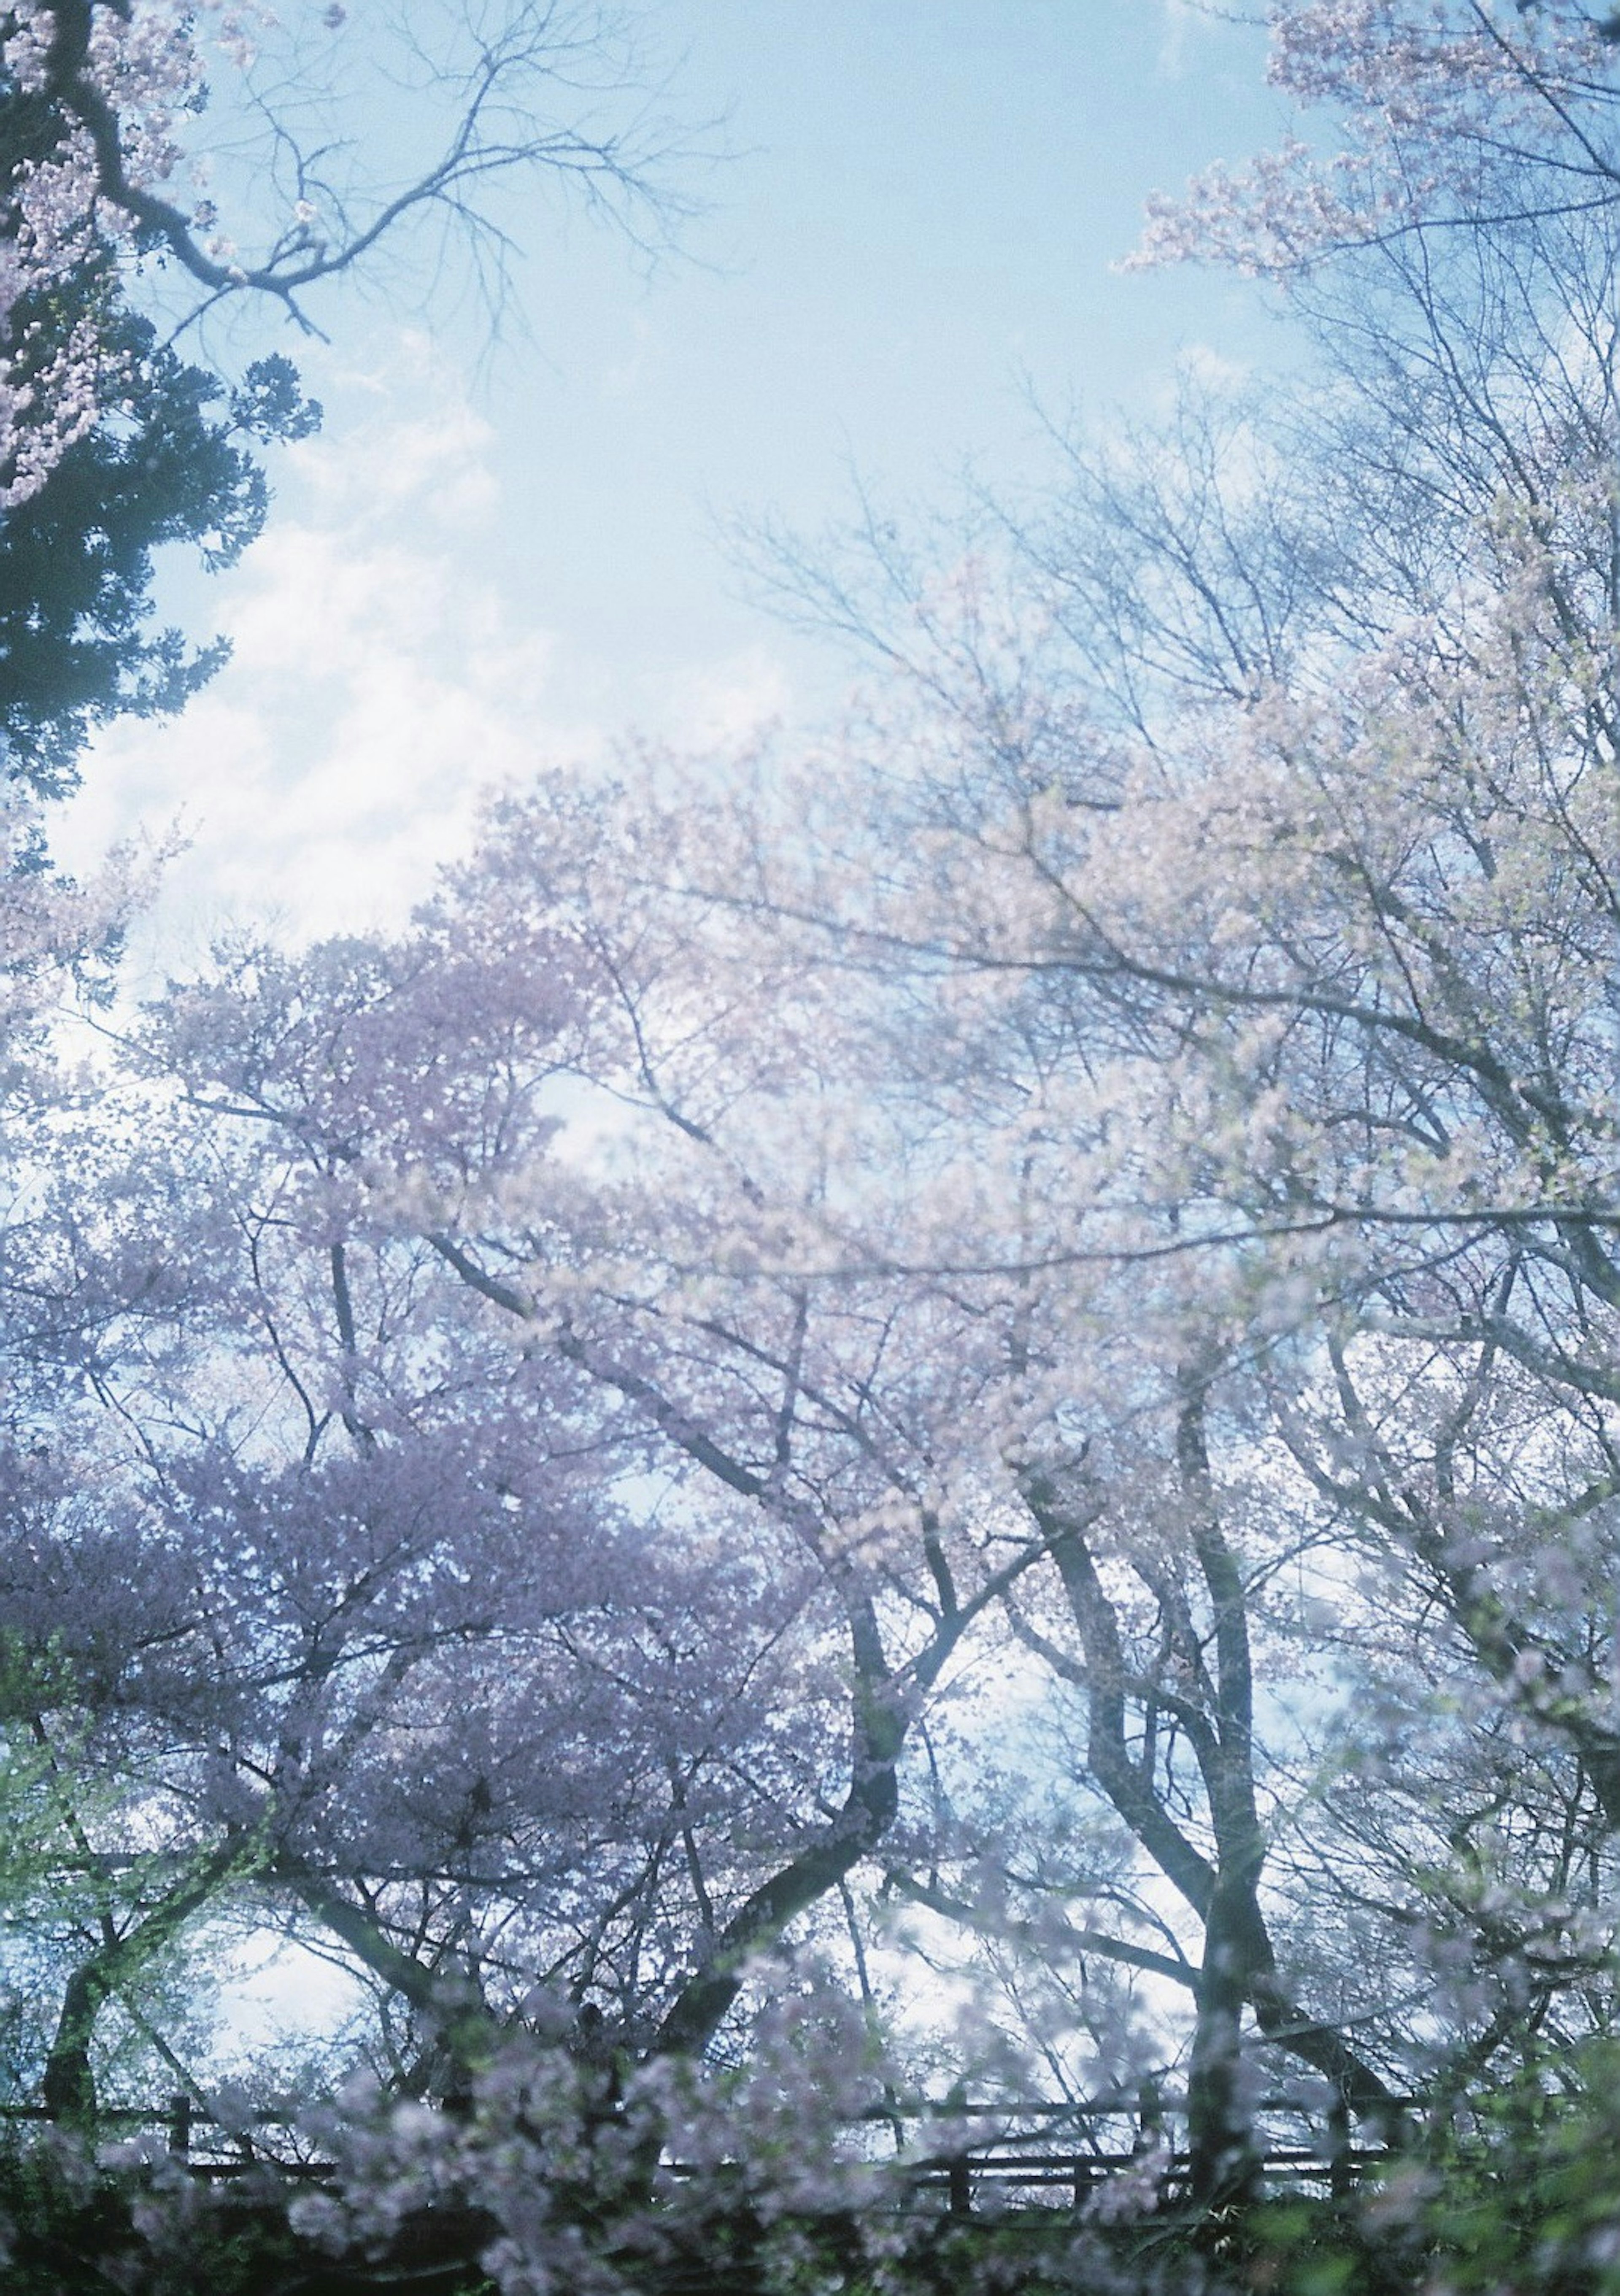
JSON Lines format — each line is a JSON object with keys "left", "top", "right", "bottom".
{"left": 1135, "top": 0, "right": 1620, "bottom": 276}
{"left": 0, "top": 3, "right": 282, "bottom": 506}
{"left": 2, "top": 2, "right": 194, "bottom": 503}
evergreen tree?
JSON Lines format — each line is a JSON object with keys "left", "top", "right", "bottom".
{"left": 0, "top": 266, "right": 319, "bottom": 796}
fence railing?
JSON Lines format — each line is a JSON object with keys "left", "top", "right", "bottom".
{"left": 0, "top": 2096, "right": 329, "bottom": 2175}
{"left": 842, "top": 2091, "right": 1419, "bottom": 2214}
{"left": 0, "top": 2087, "right": 1423, "bottom": 2211}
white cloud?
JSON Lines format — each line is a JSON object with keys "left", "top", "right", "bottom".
{"left": 54, "top": 327, "right": 807, "bottom": 986}
{"left": 56, "top": 341, "right": 597, "bottom": 973}
{"left": 658, "top": 644, "right": 794, "bottom": 748}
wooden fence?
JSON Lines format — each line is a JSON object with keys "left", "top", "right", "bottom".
{"left": 0, "top": 2087, "right": 1420, "bottom": 2212}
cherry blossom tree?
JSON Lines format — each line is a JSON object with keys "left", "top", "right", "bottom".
{"left": 573, "top": 10, "right": 1620, "bottom": 2205}
{"left": 97, "top": 758, "right": 1427, "bottom": 2205}
{"left": 1137, "top": 3, "right": 1620, "bottom": 280}
{"left": 0, "top": 921, "right": 829, "bottom": 2118}
{"left": 122, "top": 857, "right": 1053, "bottom": 2081}
{"left": 3, "top": 2, "right": 696, "bottom": 508}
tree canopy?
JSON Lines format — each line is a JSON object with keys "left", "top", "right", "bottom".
{"left": 11, "top": 6, "right": 1620, "bottom": 2295}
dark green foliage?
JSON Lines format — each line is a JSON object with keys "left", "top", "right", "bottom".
{"left": 2, "top": 16, "right": 317, "bottom": 799}
{"left": 1238, "top": 2050, "right": 1620, "bottom": 2296}
{"left": 0, "top": 2134, "right": 303, "bottom": 2296}
{"left": 0, "top": 268, "right": 321, "bottom": 797}
{"left": 1386, "top": 2057, "right": 1620, "bottom": 2296}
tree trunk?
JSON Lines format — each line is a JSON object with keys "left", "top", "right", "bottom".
{"left": 1186, "top": 1877, "right": 1265, "bottom": 2208}
{"left": 41, "top": 1961, "right": 110, "bottom": 2123}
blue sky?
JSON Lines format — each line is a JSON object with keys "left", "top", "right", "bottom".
{"left": 60, "top": 1, "right": 1287, "bottom": 957}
